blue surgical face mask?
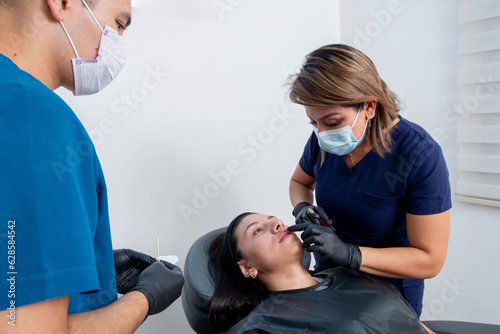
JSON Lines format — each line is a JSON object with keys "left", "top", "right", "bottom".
{"left": 313, "top": 105, "right": 367, "bottom": 156}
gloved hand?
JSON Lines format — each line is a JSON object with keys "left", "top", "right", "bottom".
{"left": 114, "top": 249, "right": 157, "bottom": 294}
{"left": 287, "top": 223, "right": 362, "bottom": 270}
{"left": 292, "top": 202, "right": 331, "bottom": 226}
{"left": 130, "top": 261, "right": 184, "bottom": 316}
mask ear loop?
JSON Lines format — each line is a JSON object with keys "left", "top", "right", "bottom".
{"left": 350, "top": 103, "right": 364, "bottom": 129}
{"left": 81, "top": 0, "right": 105, "bottom": 33}
{"left": 59, "top": 21, "right": 80, "bottom": 59}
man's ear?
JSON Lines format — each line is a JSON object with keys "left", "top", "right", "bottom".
{"left": 238, "top": 262, "right": 258, "bottom": 278}
{"left": 46, "top": 0, "right": 72, "bottom": 21}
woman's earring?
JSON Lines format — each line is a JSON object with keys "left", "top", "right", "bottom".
{"left": 251, "top": 272, "right": 256, "bottom": 279}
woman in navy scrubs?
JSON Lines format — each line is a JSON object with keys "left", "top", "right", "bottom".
{"left": 287, "top": 44, "right": 451, "bottom": 317}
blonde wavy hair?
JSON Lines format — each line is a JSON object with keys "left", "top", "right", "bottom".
{"left": 289, "top": 44, "right": 401, "bottom": 157}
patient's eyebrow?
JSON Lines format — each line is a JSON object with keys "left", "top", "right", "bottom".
{"left": 243, "top": 216, "right": 276, "bottom": 234}
{"left": 244, "top": 216, "right": 276, "bottom": 234}
{"left": 244, "top": 221, "right": 258, "bottom": 234}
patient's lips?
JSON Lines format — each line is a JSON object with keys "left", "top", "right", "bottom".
{"left": 279, "top": 230, "right": 295, "bottom": 243}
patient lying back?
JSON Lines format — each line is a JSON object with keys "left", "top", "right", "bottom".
{"left": 208, "top": 212, "right": 433, "bottom": 333}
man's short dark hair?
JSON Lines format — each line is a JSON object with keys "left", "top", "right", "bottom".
{"left": 0, "top": 0, "right": 19, "bottom": 7}
{"left": 0, "top": 0, "right": 98, "bottom": 11}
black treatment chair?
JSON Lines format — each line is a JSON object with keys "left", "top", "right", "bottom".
{"left": 181, "top": 227, "right": 500, "bottom": 334}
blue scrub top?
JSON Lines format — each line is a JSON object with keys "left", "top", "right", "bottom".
{"left": 0, "top": 54, "right": 117, "bottom": 313}
{"left": 299, "top": 117, "right": 452, "bottom": 316}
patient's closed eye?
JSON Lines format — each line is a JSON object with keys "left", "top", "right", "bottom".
{"left": 253, "top": 227, "right": 263, "bottom": 235}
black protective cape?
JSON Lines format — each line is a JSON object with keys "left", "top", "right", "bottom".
{"left": 224, "top": 268, "right": 427, "bottom": 334}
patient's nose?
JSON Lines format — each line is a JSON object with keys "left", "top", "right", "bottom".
{"left": 272, "top": 219, "right": 284, "bottom": 233}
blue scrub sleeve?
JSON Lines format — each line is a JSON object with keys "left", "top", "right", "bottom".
{"left": 299, "top": 132, "right": 318, "bottom": 178}
{"left": 405, "top": 144, "right": 451, "bottom": 215}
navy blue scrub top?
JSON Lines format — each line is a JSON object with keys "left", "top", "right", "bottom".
{"left": 299, "top": 117, "right": 452, "bottom": 316}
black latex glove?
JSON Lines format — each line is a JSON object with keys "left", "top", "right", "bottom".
{"left": 114, "top": 249, "right": 157, "bottom": 294}
{"left": 130, "top": 261, "right": 185, "bottom": 316}
{"left": 288, "top": 223, "right": 362, "bottom": 270}
{"left": 292, "top": 202, "right": 331, "bottom": 226}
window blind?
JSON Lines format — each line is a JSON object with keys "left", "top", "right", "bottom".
{"left": 455, "top": 0, "right": 500, "bottom": 207}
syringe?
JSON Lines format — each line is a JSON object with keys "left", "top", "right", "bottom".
{"left": 156, "top": 235, "right": 160, "bottom": 262}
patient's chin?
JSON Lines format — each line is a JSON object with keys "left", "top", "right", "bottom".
{"left": 278, "top": 236, "right": 306, "bottom": 262}
{"left": 290, "top": 242, "right": 305, "bottom": 259}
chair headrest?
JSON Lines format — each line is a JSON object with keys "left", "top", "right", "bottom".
{"left": 182, "top": 227, "right": 224, "bottom": 333}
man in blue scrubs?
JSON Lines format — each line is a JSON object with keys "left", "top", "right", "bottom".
{"left": 0, "top": 0, "right": 183, "bottom": 332}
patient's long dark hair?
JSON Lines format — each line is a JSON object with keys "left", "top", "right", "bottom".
{"left": 208, "top": 212, "right": 268, "bottom": 330}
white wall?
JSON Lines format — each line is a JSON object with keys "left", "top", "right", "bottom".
{"left": 339, "top": 0, "right": 500, "bottom": 325}
{"left": 57, "top": 1, "right": 340, "bottom": 332}
{"left": 56, "top": 0, "right": 500, "bottom": 331}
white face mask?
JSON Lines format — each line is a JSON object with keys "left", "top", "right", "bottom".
{"left": 60, "top": 0, "right": 126, "bottom": 96}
